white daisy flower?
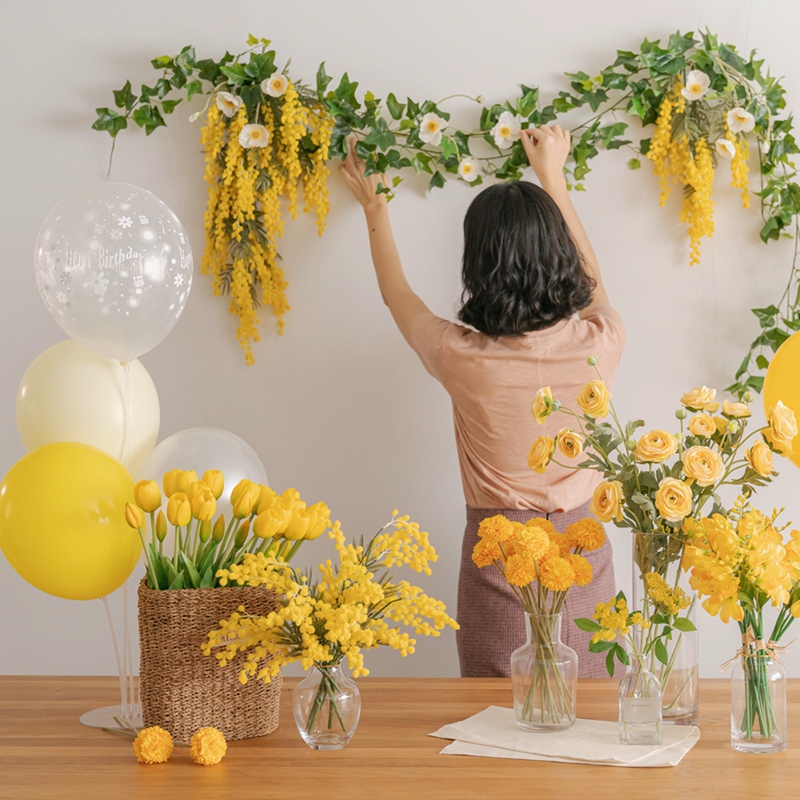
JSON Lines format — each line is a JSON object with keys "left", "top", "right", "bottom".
{"left": 727, "top": 107, "right": 756, "bottom": 133}
{"left": 90, "top": 271, "right": 109, "bottom": 296}
{"left": 238, "top": 124, "right": 270, "bottom": 149}
{"left": 458, "top": 158, "right": 480, "bottom": 183}
{"left": 261, "top": 74, "right": 289, "bottom": 98}
{"left": 216, "top": 92, "right": 243, "bottom": 118}
{"left": 419, "top": 113, "right": 447, "bottom": 146}
{"left": 490, "top": 111, "right": 523, "bottom": 149}
{"left": 715, "top": 139, "right": 736, "bottom": 159}
{"left": 681, "top": 70, "right": 710, "bottom": 102}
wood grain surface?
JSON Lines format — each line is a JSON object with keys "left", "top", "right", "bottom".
{"left": 0, "top": 677, "right": 797, "bottom": 800}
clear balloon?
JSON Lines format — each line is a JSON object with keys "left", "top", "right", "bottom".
{"left": 16, "top": 340, "right": 160, "bottom": 473}
{"left": 135, "top": 428, "right": 268, "bottom": 519}
{"left": 34, "top": 182, "right": 193, "bottom": 362}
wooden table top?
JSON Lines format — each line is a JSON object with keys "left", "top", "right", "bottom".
{"left": 0, "top": 676, "right": 797, "bottom": 799}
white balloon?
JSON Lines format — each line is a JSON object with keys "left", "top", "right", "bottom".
{"left": 16, "top": 340, "right": 160, "bottom": 473}
{"left": 136, "top": 428, "right": 268, "bottom": 519}
{"left": 34, "top": 182, "right": 193, "bottom": 362}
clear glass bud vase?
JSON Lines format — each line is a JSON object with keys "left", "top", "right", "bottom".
{"left": 293, "top": 663, "right": 361, "bottom": 750}
{"left": 510, "top": 612, "right": 577, "bottom": 731}
{"left": 632, "top": 532, "right": 699, "bottom": 725}
{"left": 619, "top": 657, "right": 663, "bottom": 745}
{"left": 731, "top": 655, "right": 787, "bottom": 754}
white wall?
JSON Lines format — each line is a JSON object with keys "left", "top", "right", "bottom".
{"left": 1, "top": 0, "right": 799, "bottom": 680}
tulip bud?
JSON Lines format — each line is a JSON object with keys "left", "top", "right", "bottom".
{"left": 176, "top": 470, "right": 198, "bottom": 495}
{"left": 213, "top": 515, "right": 226, "bottom": 542}
{"left": 675, "top": 408, "right": 688, "bottom": 420}
{"left": 267, "top": 500, "right": 293, "bottom": 536}
{"left": 284, "top": 506, "right": 311, "bottom": 541}
{"left": 133, "top": 480, "right": 162, "bottom": 513}
{"left": 281, "top": 488, "right": 302, "bottom": 508}
{"left": 166, "top": 492, "right": 192, "bottom": 527}
{"left": 163, "top": 469, "right": 183, "bottom": 498}
{"left": 186, "top": 480, "right": 210, "bottom": 502}
{"left": 304, "top": 502, "right": 331, "bottom": 541}
{"left": 253, "top": 510, "right": 283, "bottom": 539}
{"left": 233, "top": 492, "right": 255, "bottom": 520}
{"left": 202, "top": 469, "right": 225, "bottom": 500}
{"left": 125, "top": 502, "right": 144, "bottom": 529}
{"left": 256, "top": 485, "right": 277, "bottom": 514}
{"left": 191, "top": 489, "right": 217, "bottom": 522}
{"left": 235, "top": 519, "right": 251, "bottom": 547}
{"left": 155, "top": 511, "right": 168, "bottom": 541}
{"left": 230, "top": 479, "right": 256, "bottom": 507}
{"left": 199, "top": 519, "right": 212, "bottom": 543}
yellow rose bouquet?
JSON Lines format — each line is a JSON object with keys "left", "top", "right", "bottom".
{"left": 472, "top": 514, "right": 605, "bottom": 730}
{"left": 204, "top": 512, "right": 458, "bottom": 748}
{"left": 683, "top": 498, "right": 800, "bottom": 751}
{"left": 125, "top": 470, "right": 328, "bottom": 590}
{"left": 530, "top": 358, "right": 797, "bottom": 720}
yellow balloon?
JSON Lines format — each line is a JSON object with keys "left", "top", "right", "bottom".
{"left": 0, "top": 442, "right": 140, "bottom": 600}
{"left": 764, "top": 330, "right": 800, "bottom": 470}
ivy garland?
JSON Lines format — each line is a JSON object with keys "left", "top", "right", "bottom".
{"left": 94, "top": 30, "right": 800, "bottom": 390}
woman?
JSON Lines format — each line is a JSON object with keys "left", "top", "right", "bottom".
{"left": 338, "top": 125, "right": 625, "bottom": 677}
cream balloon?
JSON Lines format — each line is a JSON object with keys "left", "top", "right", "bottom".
{"left": 16, "top": 340, "right": 160, "bottom": 473}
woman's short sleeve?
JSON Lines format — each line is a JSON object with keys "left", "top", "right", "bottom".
{"left": 409, "top": 312, "right": 453, "bottom": 383}
{"left": 580, "top": 303, "right": 626, "bottom": 361}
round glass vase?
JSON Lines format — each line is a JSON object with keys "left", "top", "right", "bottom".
{"left": 632, "top": 532, "right": 699, "bottom": 725}
{"left": 619, "top": 656, "right": 663, "bottom": 745}
{"left": 293, "top": 663, "right": 361, "bottom": 750}
{"left": 731, "top": 654, "right": 787, "bottom": 754}
{"left": 510, "top": 612, "right": 578, "bottom": 732}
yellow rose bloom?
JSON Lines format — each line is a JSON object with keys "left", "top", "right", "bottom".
{"left": 189, "top": 727, "right": 227, "bottom": 766}
{"left": 166, "top": 492, "right": 192, "bottom": 527}
{"left": 722, "top": 399, "right": 751, "bottom": 418}
{"left": 654, "top": 477, "right": 693, "bottom": 522}
{"left": 746, "top": 440, "right": 774, "bottom": 477}
{"left": 556, "top": 427, "right": 584, "bottom": 458}
{"left": 527, "top": 435, "right": 555, "bottom": 473}
{"left": 133, "top": 726, "right": 174, "bottom": 764}
{"left": 633, "top": 429, "right": 678, "bottom": 462}
{"left": 133, "top": 479, "right": 162, "bottom": 513}
{"left": 531, "top": 386, "right": 554, "bottom": 424}
{"left": 766, "top": 401, "right": 798, "bottom": 455}
{"left": 689, "top": 414, "right": 716, "bottom": 438}
{"left": 681, "top": 445, "right": 724, "bottom": 486}
{"left": 590, "top": 480, "right": 624, "bottom": 523}
{"left": 680, "top": 386, "right": 719, "bottom": 412}
{"left": 576, "top": 380, "right": 611, "bottom": 418}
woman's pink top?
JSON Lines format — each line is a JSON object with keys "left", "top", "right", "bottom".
{"left": 409, "top": 304, "right": 626, "bottom": 512}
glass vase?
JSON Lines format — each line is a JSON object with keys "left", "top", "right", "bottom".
{"left": 292, "top": 663, "right": 361, "bottom": 750}
{"left": 619, "top": 657, "right": 663, "bottom": 745}
{"left": 731, "top": 655, "right": 787, "bottom": 754}
{"left": 632, "top": 532, "right": 699, "bottom": 725}
{"left": 510, "top": 612, "right": 578, "bottom": 731}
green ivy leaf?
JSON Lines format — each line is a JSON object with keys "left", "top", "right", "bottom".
{"left": 160, "top": 99, "right": 182, "bottom": 115}
{"left": 428, "top": 171, "right": 446, "bottom": 191}
{"left": 113, "top": 80, "right": 137, "bottom": 111}
{"left": 316, "top": 62, "right": 332, "bottom": 98}
{"left": 151, "top": 55, "right": 173, "bottom": 70}
{"left": 220, "top": 63, "right": 247, "bottom": 86}
{"left": 92, "top": 107, "right": 128, "bottom": 137}
{"left": 386, "top": 92, "right": 405, "bottom": 120}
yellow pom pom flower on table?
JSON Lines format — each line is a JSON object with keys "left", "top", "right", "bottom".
{"left": 132, "top": 726, "right": 174, "bottom": 764}
{"left": 190, "top": 727, "right": 228, "bottom": 766}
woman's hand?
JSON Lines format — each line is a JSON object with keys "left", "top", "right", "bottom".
{"left": 338, "top": 136, "right": 387, "bottom": 213}
{"left": 520, "top": 125, "right": 571, "bottom": 191}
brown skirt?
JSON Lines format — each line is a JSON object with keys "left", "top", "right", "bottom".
{"left": 456, "top": 502, "right": 615, "bottom": 678}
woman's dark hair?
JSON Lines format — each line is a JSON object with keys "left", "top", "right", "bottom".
{"left": 457, "top": 180, "right": 595, "bottom": 337}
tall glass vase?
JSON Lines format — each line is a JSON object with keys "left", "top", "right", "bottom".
{"left": 731, "top": 654, "right": 787, "bottom": 754}
{"left": 632, "top": 532, "right": 698, "bottom": 725}
{"left": 510, "top": 612, "right": 578, "bottom": 731}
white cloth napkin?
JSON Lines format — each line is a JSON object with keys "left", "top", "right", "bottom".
{"left": 430, "top": 706, "right": 699, "bottom": 768}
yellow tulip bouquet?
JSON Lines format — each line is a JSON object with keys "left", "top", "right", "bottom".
{"left": 203, "top": 512, "right": 458, "bottom": 742}
{"left": 530, "top": 357, "right": 797, "bottom": 708}
{"left": 683, "top": 498, "right": 800, "bottom": 747}
{"left": 472, "top": 514, "right": 605, "bottom": 728}
{"left": 125, "top": 470, "right": 329, "bottom": 590}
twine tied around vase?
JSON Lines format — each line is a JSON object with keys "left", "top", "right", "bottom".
{"left": 719, "top": 626, "right": 793, "bottom": 671}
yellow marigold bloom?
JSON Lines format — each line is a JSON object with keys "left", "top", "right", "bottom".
{"left": 512, "top": 525, "right": 551, "bottom": 561}
{"left": 527, "top": 435, "right": 555, "bottom": 473}
{"left": 202, "top": 470, "right": 225, "bottom": 500}
{"left": 682, "top": 445, "right": 724, "bottom": 486}
{"left": 689, "top": 413, "right": 716, "bottom": 438}
{"left": 633, "top": 429, "right": 678, "bottom": 462}
{"left": 505, "top": 554, "right": 539, "bottom": 586}
{"left": 681, "top": 386, "right": 719, "bottom": 412}
{"left": 166, "top": 493, "right": 192, "bottom": 527}
{"left": 531, "top": 386, "right": 554, "bottom": 424}
{"left": 125, "top": 502, "right": 144, "bottom": 529}
{"left": 133, "top": 726, "right": 173, "bottom": 764}
{"left": 576, "top": 380, "right": 611, "bottom": 418}
{"left": 134, "top": 479, "right": 162, "bottom": 513}
{"left": 566, "top": 553, "right": 593, "bottom": 586}
{"left": 565, "top": 518, "right": 606, "bottom": 552}
{"left": 654, "top": 477, "right": 693, "bottom": 522}
{"left": 477, "top": 515, "right": 517, "bottom": 543}
{"left": 472, "top": 537, "right": 502, "bottom": 568}
{"left": 538, "top": 556, "right": 575, "bottom": 592}
{"left": 190, "top": 727, "right": 227, "bottom": 766}
{"left": 525, "top": 517, "right": 556, "bottom": 534}
{"left": 590, "top": 480, "right": 624, "bottom": 523}
{"left": 556, "top": 427, "right": 584, "bottom": 458}
{"left": 746, "top": 441, "right": 774, "bottom": 477}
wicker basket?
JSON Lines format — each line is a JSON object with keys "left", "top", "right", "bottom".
{"left": 138, "top": 580, "right": 281, "bottom": 741}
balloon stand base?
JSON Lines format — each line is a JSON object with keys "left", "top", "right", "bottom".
{"left": 80, "top": 705, "right": 142, "bottom": 731}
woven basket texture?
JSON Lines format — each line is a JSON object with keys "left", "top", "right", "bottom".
{"left": 138, "top": 580, "right": 281, "bottom": 741}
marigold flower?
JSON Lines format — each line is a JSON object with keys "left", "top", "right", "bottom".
{"left": 512, "top": 525, "right": 551, "bottom": 561}
{"left": 189, "top": 727, "right": 227, "bottom": 766}
{"left": 505, "top": 554, "right": 539, "bottom": 586}
{"left": 538, "top": 557, "right": 575, "bottom": 592}
{"left": 477, "top": 515, "right": 516, "bottom": 543}
{"left": 565, "top": 518, "right": 606, "bottom": 551}
{"left": 133, "top": 726, "right": 173, "bottom": 764}
{"left": 472, "top": 537, "right": 501, "bottom": 568}
{"left": 566, "top": 553, "right": 593, "bottom": 586}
